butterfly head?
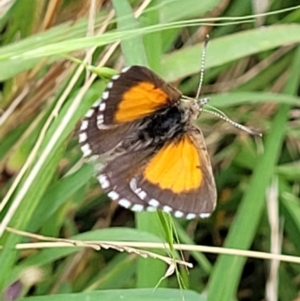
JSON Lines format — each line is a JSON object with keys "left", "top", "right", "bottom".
{"left": 180, "top": 95, "right": 210, "bottom": 121}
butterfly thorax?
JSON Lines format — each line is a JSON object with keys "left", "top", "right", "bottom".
{"left": 142, "top": 105, "right": 186, "bottom": 138}
{"left": 119, "top": 104, "right": 191, "bottom": 152}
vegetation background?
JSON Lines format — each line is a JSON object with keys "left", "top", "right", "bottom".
{"left": 0, "top": 0, "right": 300, "bottom": 300}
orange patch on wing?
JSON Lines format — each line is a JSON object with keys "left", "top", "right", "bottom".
{"left": 115, "top": 82, "right": 169, "bottom": 122}
{"left": 143, "top": 135, "right": 202, "bottom": 193}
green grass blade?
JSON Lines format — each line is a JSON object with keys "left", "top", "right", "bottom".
{"left": 161, "top": 24, "right": 300, "bottom": 81}
{"left": 112, "top": 0, "right": 148, "bottom": 66}
{"left": 209, "top": 92, "right": 300, "bottom": 107}
{"left": 18, "top": 288, "right": 206, "bottom": 301}
{"left": 207, "top": 46, "right": 300, "bottom": 301}
{"left": 0, "top": 84, "right": 98, "bottom": 289}
{"left": 160, "top": 0, "right": 222, "bottom": 22}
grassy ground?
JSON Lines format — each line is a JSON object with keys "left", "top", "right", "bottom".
{"left": 0, "top": 1, "right": 300, "bottom": 300}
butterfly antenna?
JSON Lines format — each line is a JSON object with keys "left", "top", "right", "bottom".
{"left": 203, "top": 106, "right": 262, "bottom": 137}
{"left": 193, "top": 36, "right": 261, "bottom": 137}
{"left": 195, "top": 35, "right": 209, "bottom": 100}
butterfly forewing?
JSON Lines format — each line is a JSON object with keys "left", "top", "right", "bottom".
{"left": 79, "top": 65, "right": 182, "bottom": 158}
{"left": 79, "top": 99, "right": 138, "bottom": 157}
{"left": 98, "top": 66, "right": 182, "bottom": 125}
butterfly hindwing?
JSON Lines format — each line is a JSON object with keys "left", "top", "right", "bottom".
{"left": 97, "top": 130, "right": 216, "bottom": 219}
{"left": 131, "top": 130, "right": 216, "bottom": 219}
{"left": 98, "top": 147, "right": 157, "bottom": 211}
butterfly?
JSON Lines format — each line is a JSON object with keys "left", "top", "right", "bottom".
{"left": 78, "top": 65, "right": 217, "bottom": 219}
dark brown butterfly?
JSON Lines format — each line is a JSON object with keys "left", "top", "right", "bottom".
{"left": 79, "top": 65, "right": 217, "bottom": 219}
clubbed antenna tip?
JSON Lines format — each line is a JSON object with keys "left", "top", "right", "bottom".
{"left": 204, "top": 34, "right": 210, "bottom": 47}
{"left": 202, "top": 108, "right": 263, "bottom": 137}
